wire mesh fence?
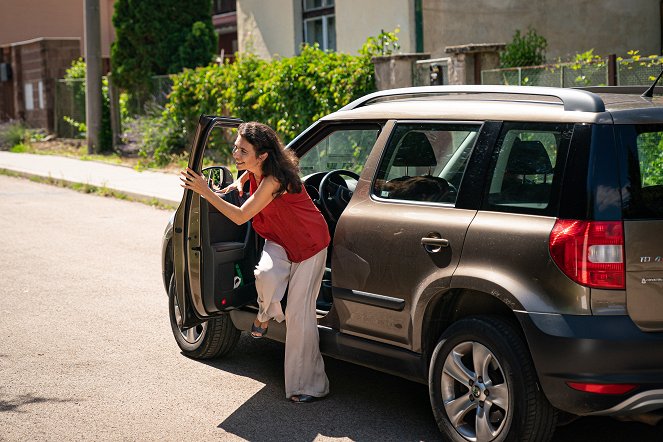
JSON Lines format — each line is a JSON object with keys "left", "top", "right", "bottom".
{"left": 482, "top": 56, "right": 663, "bottom": 87}
{"left": 54, "top": 75, "right": 174, "bottom": 139}
{"left": 54, "top": 78, "right": 85, "bottom": 138}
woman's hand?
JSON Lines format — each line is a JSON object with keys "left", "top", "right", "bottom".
{"left": 180, "top": 167, "right": 213, "bottom": 199}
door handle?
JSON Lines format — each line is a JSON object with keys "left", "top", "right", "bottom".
{"left": 421, "top": 235, "right": 449, "bottom": 253}
{"left": 191, "top": 246, "right": 201, "bottom": 252}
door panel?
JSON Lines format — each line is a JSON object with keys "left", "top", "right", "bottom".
{"left": 332, "top": 122, "right": 483, "bottom": 349}
{"left": 172, "top": 116, "right": 247, "bottom": 328}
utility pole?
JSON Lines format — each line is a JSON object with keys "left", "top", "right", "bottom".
{"left": 84, "top": 0, "right": 102, "bottom": 154}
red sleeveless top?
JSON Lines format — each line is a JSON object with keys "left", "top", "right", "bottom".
{"left": 249, "top": 173, "right": 330, "bottom": 263}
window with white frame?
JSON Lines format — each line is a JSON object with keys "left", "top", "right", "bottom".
{"left": 303, "top": 0, "right": 335, "bottom": 51}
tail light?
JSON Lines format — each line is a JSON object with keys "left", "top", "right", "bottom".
{"left": 549, "top": 220, "right": 625, "bottom": 289}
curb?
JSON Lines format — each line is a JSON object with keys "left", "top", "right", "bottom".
{"left": 0, "top": 167, "right": 179, "bottom": 210}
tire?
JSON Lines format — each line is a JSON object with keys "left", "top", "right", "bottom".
{"left": 428, "top": 316, "right": 557, "bottom": 442}
{"left": 168, "top": 275, "right": 240, "bottom": 359}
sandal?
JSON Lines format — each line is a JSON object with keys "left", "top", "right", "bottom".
{"left": 290, "top": 394, "right": 317, "bottom": 403}
{"left": 251, "top": 321, "right": 268, "bottom": 338}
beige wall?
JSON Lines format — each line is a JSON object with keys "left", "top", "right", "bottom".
{"left": 0, "top": 0, "right": 115, "bottom": 58}
{"left": 336, "top": 0, "right": 414, "bottom": 54}
{"left": 423, "top": 0, "right": 661, "bottom": 61}
{"left": 237, "top": 0, "right": 415, "bottom": 58}
{"left": 237, "top": 0, "right": 300, "bottom": 58}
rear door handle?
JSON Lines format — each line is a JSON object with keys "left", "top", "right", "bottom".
{"left": 421, "top": 235, "right": 449, "bottom": 253}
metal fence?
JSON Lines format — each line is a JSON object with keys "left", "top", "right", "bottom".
{"left": 53, "top": 75, "right": 173, "bottom": 139}
{"left": 54, "top": 78, "right": 86, "bottom": 138}
{"left": 482, "top": 56, "right": 663, "bottom": 87}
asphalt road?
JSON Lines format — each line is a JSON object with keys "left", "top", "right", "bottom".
{"left": 0, "top": 175, "right": 661, "bottom": 441}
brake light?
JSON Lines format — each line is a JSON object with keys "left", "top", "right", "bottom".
{"left": 549, "top": 220, "right": 625, "bottom": 289}
{"left": 567, "top": 382, "right": 637, "bottom": 395}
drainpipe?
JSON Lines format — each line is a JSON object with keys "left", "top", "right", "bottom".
{"left": 415, "top": 0, "right": 423, "bottom": 53}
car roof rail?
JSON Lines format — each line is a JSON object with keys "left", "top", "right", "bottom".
{"left": 339, "top": 85, "right": 606, "bottom": 113}
{"left": 575, "top": 85, "right": 663, "bottom": 96}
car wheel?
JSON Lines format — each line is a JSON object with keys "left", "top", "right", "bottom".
{"left": 429, "top": 316, "right": 557, "bottom": 442}
{"left": 168, "top": 275, "right": 240, "bottom": 359}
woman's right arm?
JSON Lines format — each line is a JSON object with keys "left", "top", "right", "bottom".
{"left": 181, "top": 168, "right": 277, "bottom": 225}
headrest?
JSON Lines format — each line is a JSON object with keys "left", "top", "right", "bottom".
{"left": 506, "top": 139, "right": 553, "bottom": 175}
{"left": 393, "top": 132, "right": 437, "bottom": 167}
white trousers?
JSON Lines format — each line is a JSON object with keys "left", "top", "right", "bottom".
{"left": 254, "top": 240, "right": 329, "bottom": 398}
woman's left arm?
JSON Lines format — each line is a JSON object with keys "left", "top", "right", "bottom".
{"left": 180, "top": 167, "right": 278, "bottom": 225}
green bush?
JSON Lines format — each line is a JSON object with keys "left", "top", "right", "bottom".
{"left": 0, "top": 121, "right": 46, "bottom": 150}
{"left": 0, "top": 121, "right": 29, "bottom": 149}
{"left": 151, "top": 34, "right": 384, "bottom": 164}
{"left": 62, "top": 58, "right": 114, "bottom": 152}
{"left": 111, "top": 0, "right": 216, "bottom": 103}
{"left": 500, "top": 27, "right": 547, "bottom": 68}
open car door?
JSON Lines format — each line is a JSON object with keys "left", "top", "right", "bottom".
{"left": 172, "top": 115, "right": 259, "bottom": 328}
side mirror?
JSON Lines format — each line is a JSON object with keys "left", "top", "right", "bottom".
{"left": 202, "top": 166, "right": 234, "bottom": 190}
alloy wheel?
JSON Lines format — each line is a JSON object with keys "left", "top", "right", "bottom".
{"left": 172, "top": 292, "right": 208, "bottom": 344}
{"left": 441, "top": 341, "right": 510, "bottom": 441}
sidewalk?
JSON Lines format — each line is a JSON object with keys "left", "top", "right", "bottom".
{"left": 0, "top": 151, "right": 182, "bottom": 206}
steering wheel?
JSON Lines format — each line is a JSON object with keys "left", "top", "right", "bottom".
{"left": 319, "top": 169, "right": 360, "bottom": 223}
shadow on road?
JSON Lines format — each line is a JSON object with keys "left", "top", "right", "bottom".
{"left": 0, "top": 392, "right": 77, "bottom": 413}
{"left": 201, "top": 334, "right": 439, "bottom": 441}
{"left": 196, "top": 334, "right": 662, "bottom": 442}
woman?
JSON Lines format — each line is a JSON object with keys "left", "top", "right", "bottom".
{"left": 180, "top": 122, "right": 330, "bottom": 403}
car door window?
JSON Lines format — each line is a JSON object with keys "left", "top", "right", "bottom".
{"left": 372, "top": 123, "right": 480, "bottom": 204}
{"left": 298, "top": 126, "right": 381, "bottom": 176}
{"left": 485, "top": 123, "right": 573, "bottom": 213}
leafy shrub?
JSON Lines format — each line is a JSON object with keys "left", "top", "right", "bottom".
{"left": 153, "top": 35, "right": 382, "bottom": 163}
{"left": 0, "top": 121, "right": 29, "bottom": 149}
{"left": 62, "top": 58, "right": 114, "bottom": 152}
{"left": 0, "top": 121, "right": 46, "bottom": 150}
{"left": 500, "top": 27, "right": 547, "bottom": 68}
{"left": 111, "top": 0, "right": 216, "bottom": 103}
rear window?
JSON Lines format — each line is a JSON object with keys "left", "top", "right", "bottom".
{"left": 483, "top": 122, "right": 573, "bottom": 215}
{"left": 617, "top": 124, "right": 663, "bottom": 219}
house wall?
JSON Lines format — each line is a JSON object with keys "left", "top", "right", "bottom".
{"left": 0, "top": 0, "right": 115, "bottom": 58}
{"left": 237, "top": 0, "right": 415, "bottom": 58}
{"left": 237, "top": 0, "right": 301, "bottom": 59}
{"left": 335, "top": 0, "right": 415, "bottom": 54}
{"left": 8, "top": 39, "right": 81, "bottom": 130}
{"left": 422, "top": 0, "right": 660, "bottom": 61}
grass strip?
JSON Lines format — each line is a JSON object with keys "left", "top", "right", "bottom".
{"left": 0, "top": 168, "right": 177, "bottom": 211}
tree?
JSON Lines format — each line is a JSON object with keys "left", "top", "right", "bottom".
{"left": 500, "top": 27, "right": 547, "bottom": 68}
{"left": 111, "top": 0, "right": 216, "bottom": 101}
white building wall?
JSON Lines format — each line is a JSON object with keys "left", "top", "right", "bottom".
{"left": 237, "top": 0, "right": 301, "bottom": 59}
{"left": 237, "top": 0, "right": 415, "bottom": 58}
{"left": 335, "top": 0, "right": 415, "bottom": 54}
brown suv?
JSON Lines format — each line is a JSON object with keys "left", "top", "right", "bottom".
{"left": 162, "top": 85, "right": 663, "bottom": 441}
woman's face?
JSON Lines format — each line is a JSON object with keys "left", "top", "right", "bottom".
{"left": 233, "top": 134, "right": 265, "bottom": 175}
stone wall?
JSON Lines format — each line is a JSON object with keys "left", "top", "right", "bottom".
{"left": 423, "top": 0, "right": 660, "bottom": 61}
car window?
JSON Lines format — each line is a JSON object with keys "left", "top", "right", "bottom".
{"left": 298, "top": 126, "right": 380, "bottom": 176}
{"left": 372, "top": 123, "right": 480, "bottom": 205}
{"left": 617, "top": 124, "right": 663, "bottom": 219}
{"left": 485, "top": 123, "right": 572, "bottom": 213}
{"left": 635, "top": 128, "right": 663, "bottom": 188}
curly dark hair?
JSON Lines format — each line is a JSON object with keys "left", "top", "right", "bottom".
{"left": 238, "top": 122, "right": 302, "bottom": 195}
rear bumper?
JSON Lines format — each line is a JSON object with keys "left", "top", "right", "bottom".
{"left": 515, "top": 311, "right": 663, "bottom": 416}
